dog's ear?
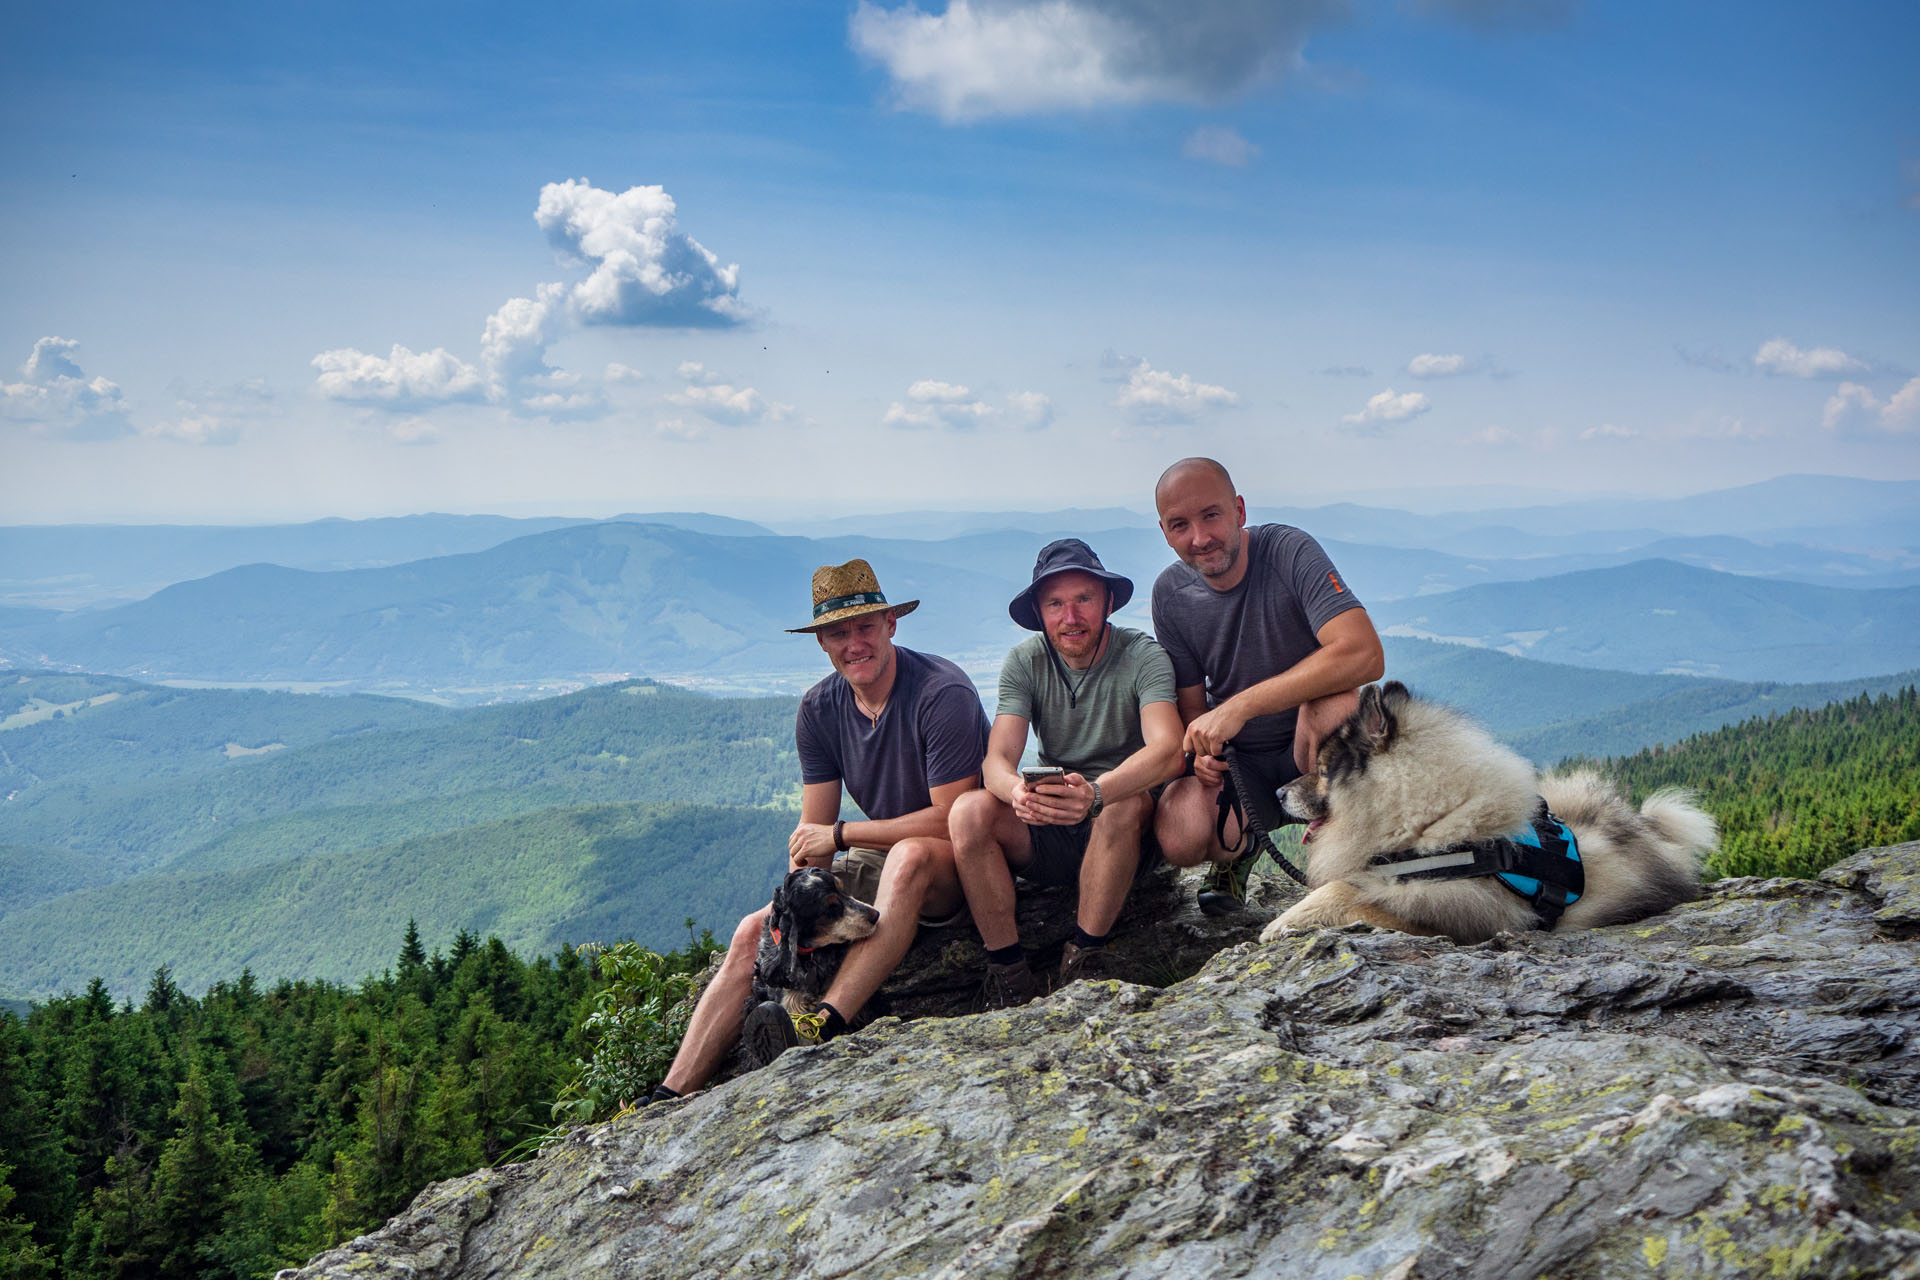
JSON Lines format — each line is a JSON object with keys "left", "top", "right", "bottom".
{"left": 1356, "top": 683, "right": 1398, "bottom": 754}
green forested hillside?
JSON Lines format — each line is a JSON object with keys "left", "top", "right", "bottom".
{"left": 1, "top": 678, "right": 800, "bottom": 869}
{"left": 0, "top": 926, "right": 717, "bottom": 1278}
{"left": 1584, "top": 686, "right": 1920, "bottom": 879}
{"left": 0, "top": 844, "right": 119, "bottom": 914}
{"left": 0, "top": 802, "right": 792, "bottom": 1001}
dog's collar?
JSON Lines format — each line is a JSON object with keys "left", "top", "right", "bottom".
{"left": 770, "top": 926, "right": 816, "bottom": 955}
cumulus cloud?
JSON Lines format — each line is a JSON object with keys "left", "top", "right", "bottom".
{"left": 883, "top": 379, "right": 997, "bottom": 430}
{"left": 1406, "top": 352, "right": 1467, "bottom": 378}
{"left": 1340, "top": 388, "right": 1429, "bottom": 429}
{"left": 314, "top": 180, "right": 747, "bottom": 420}
{"left": 147, "top": 413, "right": 241, "bottom": 446}
{"left": 1753, "top": 337, "right": 1868, "bottom": 379}
{"left": 654, "top": 418, "right": 709, "bottom": 443}
{"left": 849, "top": 0, "right": 1345, "bottom": 122}
{"left": 1107, "top": 355, "right": 1239, "bottom": 424}
{"left": 311, "top": 344, "right": 488, "bottom": 409}
{"left": 1822, "top": 378, "right": 1920, "bottom": 434}
{"left": 0, "top": 337, "right": 134, "bottom": 441}
{"left": 535, "top": 180, "right": 746, "bottom": 330}
{"left": 666, "top": 363, "right": 795, "bottom": 427}
{"left": 1183, "top": 125, "right": 1259, "bottom": 166}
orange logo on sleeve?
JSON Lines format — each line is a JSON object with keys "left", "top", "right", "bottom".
{"left": 1327, "top": 571, "right": 1344, "bottom": 593}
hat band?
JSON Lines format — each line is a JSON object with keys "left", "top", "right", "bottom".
{"left": 813, "top": 590, "right": 887, "bottom": 618}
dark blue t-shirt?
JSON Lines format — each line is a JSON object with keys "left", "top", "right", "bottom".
{"left": 795, "top": 645, "right": 989, "bottom": 821}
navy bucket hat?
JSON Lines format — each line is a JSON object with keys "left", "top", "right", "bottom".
{"left": 1007, "top": 538, "right": 1134, "bottom": 631}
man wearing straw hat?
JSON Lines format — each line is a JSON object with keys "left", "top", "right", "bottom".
{"left": 650, "top": 558, "right": 989, "bottom": 1097}
{"left": 948, "top": 538, "right": 1185, "bottom": 1008}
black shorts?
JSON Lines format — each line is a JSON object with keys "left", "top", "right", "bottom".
{"left": 1019, "top": 818, "right": 1164, "bottom": 888}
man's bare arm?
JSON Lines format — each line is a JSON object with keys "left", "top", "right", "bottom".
{"left": 980, "top": 713, "right": 1032, "bottom": 805}
{"left": 1089, "top": 700, "right": 1185, "bottom": 803}
{"left": 1181, "top": 609, "right": 1385, "bottom": 760}
{"left": 791, "top": 774, "right": 980, "bottom": 863}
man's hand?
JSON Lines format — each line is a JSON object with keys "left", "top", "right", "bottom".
{"left": 788, "top": 822, "right": 837, "bottom": 869}
{"left": 1011, "top": 773, "right": 1096, "bottom": 826}
{"left": 1182, "top": 702, "right": 1249, "bottom": 761}
{"left": 1191, "top": 752, "right": 1228, "bottom": 788}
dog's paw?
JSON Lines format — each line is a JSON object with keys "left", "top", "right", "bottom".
{"left": 1258, "top": 917, "right": 1295, "bottom": 944}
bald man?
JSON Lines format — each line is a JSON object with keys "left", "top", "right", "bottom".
{"left": 1149, "top": 457, "right": 1385, "bottom": 913}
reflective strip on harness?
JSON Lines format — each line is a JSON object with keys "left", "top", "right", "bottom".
{"left": 1369, "top": 800, "right": 1584, "bottom": 928}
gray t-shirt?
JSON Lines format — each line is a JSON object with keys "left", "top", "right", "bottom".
{"left": 1150, "top": 524, "right": 1363, "bottom": 755}
{"left": 796, "top": 645, "right": 989, "bottom": 821}
{"left": 995, "top": 625, "right": 1177, "bottom": 777}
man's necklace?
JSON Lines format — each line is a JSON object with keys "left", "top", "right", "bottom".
{"left": 854, "top": 692, "right": 887, "bottom": 726}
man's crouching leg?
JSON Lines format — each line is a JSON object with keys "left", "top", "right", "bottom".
{"left": 657, "top": 905, "right": 768, "bottom": 1098}
{"left": 1060, "top": 791, "right": 1151, "bottom": 987}
{"left": 951, "top": 788, "right": 1040, "bottom": 1009}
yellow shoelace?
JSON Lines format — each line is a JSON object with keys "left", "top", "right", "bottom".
{"left": 794, "top": 1010, "right": 829, "bottom": 1044}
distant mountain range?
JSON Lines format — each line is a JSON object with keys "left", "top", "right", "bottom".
{"left": 1371, "top": 559, "right": 1920, "bottom": 683}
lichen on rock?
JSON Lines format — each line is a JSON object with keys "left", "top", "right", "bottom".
{"left": 283, "top": 843, "right": 1920, "bottom": 1280}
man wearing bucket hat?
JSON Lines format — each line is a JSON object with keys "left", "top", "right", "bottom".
{"left": 948, "top": 538, "right": 1185, "bottom": 1007}
{"left": 650, "top": 559, "right": 989, "bottom": 1097}
{"left": 1151, "top": 457, "right": 1385, "bottom": 913}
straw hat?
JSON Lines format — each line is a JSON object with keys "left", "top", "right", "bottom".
{"left": 788, "top": 559, "right": 920, "bottom": 634}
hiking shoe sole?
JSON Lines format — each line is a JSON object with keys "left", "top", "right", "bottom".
{"left": 743, "top": 1000, "right": 798, "bottom": 1068}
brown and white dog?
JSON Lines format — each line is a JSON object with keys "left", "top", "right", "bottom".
{"left": 1262, "top": 682, "right": 1715, "bottom": 945}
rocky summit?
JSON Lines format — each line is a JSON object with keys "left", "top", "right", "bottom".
{"left": 283, "top": 843, "right": 1920, "bottom": 1280}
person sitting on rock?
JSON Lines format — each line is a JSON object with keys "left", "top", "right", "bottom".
{"left": 949, "top": 539, "right": 1185, "bottom": 1007}
{"left": 650, "top": 559, "right": 989, "bottom": 1099}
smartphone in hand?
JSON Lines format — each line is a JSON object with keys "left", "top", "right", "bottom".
{"left": 1021, "top": 766, "right": 1068, "bottom": 787}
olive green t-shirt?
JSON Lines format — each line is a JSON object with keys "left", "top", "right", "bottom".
{"left": 994, "top": 625, "right": 1177, "bottom": 778}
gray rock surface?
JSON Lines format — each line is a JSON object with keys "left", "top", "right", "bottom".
{"left": 283, "top": 844, "right": 1920, "bottom": 1280}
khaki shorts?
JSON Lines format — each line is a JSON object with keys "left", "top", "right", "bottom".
{"left": 833, "top": 846, "right": 970, "bottom": 930}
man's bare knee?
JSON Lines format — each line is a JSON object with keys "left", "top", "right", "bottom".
{"left": 1096, "top": 791, "right": 1152, "bottom": 834}
{"left": 950, "top": 789, "right": 1002, "bottom": 848}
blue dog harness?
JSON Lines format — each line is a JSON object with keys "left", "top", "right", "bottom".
{"left": 1367, "top": 800, "right": 1584, "bottom": 928}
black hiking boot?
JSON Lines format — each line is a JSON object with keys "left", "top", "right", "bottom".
{"left": 1197, "top": 847, "right": 1260, "bottom": 916}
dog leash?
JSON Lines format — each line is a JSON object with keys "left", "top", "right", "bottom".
{"left": 1217, "top": 746, "right": 1310, "bottom": 886}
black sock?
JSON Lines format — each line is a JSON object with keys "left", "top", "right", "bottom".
{"left": 985, "top": 944, "right": 1025, "bottom": 966}
{"left": 1071, "top": 927, "right": 1110, "bottom": 950}
{"left": 817, "top": 1001, "right": 848, "bottom": 1040}
{"left": 646, "top": 1084, "right": 680, "bottom": 1105}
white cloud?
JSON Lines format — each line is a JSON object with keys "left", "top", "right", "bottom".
{"left": 1822, "top": 378, "right": 1920, "bottom": 434}
{"left": 1340, "top": 388, "right": 1429, "bottom": 429}
{"left": 1007, "top": 389, "right": 1055, "bottom": 430}
{"left": 536, "top": 179, "right": 745, "bottom": 329}
{"left": 1753, "top": 337, "right": 1867, "bottom": 379}
{"left": 1110, "top": 356, "right": 1239, "bottom": 424}
{"left": 1407, "top": 352, "right": 1468, "bottom": 378}
{"left": 314, "top": 180, "right": 747, "bottom": 421}
{"left": 1579, "top": 423, "right": 1640, "bottom": 441}
{"left": 884, "top": 379, "right": 996, "bottom": 430}
{"left": 604, "top": 362, "right": 649, "bottom": 384}
{"left": 1183, "top": 125, "right": 1259, "bottom": 166}
{"left": 667, "top": 365, "right": 795, "bottom": 426}
{"left": 0, "top": 337, "right": 134, "bottom": 441}
{"left": 849, "top": 0, "right": 1343, "bottom": 122}
{"left": 311, "top": 344, "right": 488, "bottom": 409}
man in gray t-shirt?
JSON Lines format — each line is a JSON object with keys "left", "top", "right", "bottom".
{"left": 1150, "top": 458, "right": 1386, "bottom": 914}
{"left": 950, "top": 539, "right": 1184, "bottom": 1007}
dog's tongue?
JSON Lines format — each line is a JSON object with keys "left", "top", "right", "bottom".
{"left": 1303, "top": 817, "right": 1327, "bottom": 843}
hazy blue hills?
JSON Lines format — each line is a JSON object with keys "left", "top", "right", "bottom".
{"left": 1371, "top": 559, "right": 1920, "bottom": 682}
{"left": 0, "top": 801, "right": 793, "bottom": 1000}
{"left": 0, "top": 521, "right": 1034, "bottom": 695}
{"left": 0, "top": 509, "right": 775, "bottom": 608}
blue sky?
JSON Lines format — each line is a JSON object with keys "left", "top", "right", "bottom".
{"left": 3, "top": 0, "right": 1916, "bottom": 523}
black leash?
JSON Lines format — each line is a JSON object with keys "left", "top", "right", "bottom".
{"left": 1214, "top": 746, "right": 1309, "bottom": 886}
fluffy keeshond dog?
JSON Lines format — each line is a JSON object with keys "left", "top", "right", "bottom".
{"left": 1260, "top": 681, "right": 1716, "bottom": 945}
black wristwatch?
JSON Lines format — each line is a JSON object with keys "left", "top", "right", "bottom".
{"left": 1087, "top": 779, "right": 1104, "bottom": 820}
